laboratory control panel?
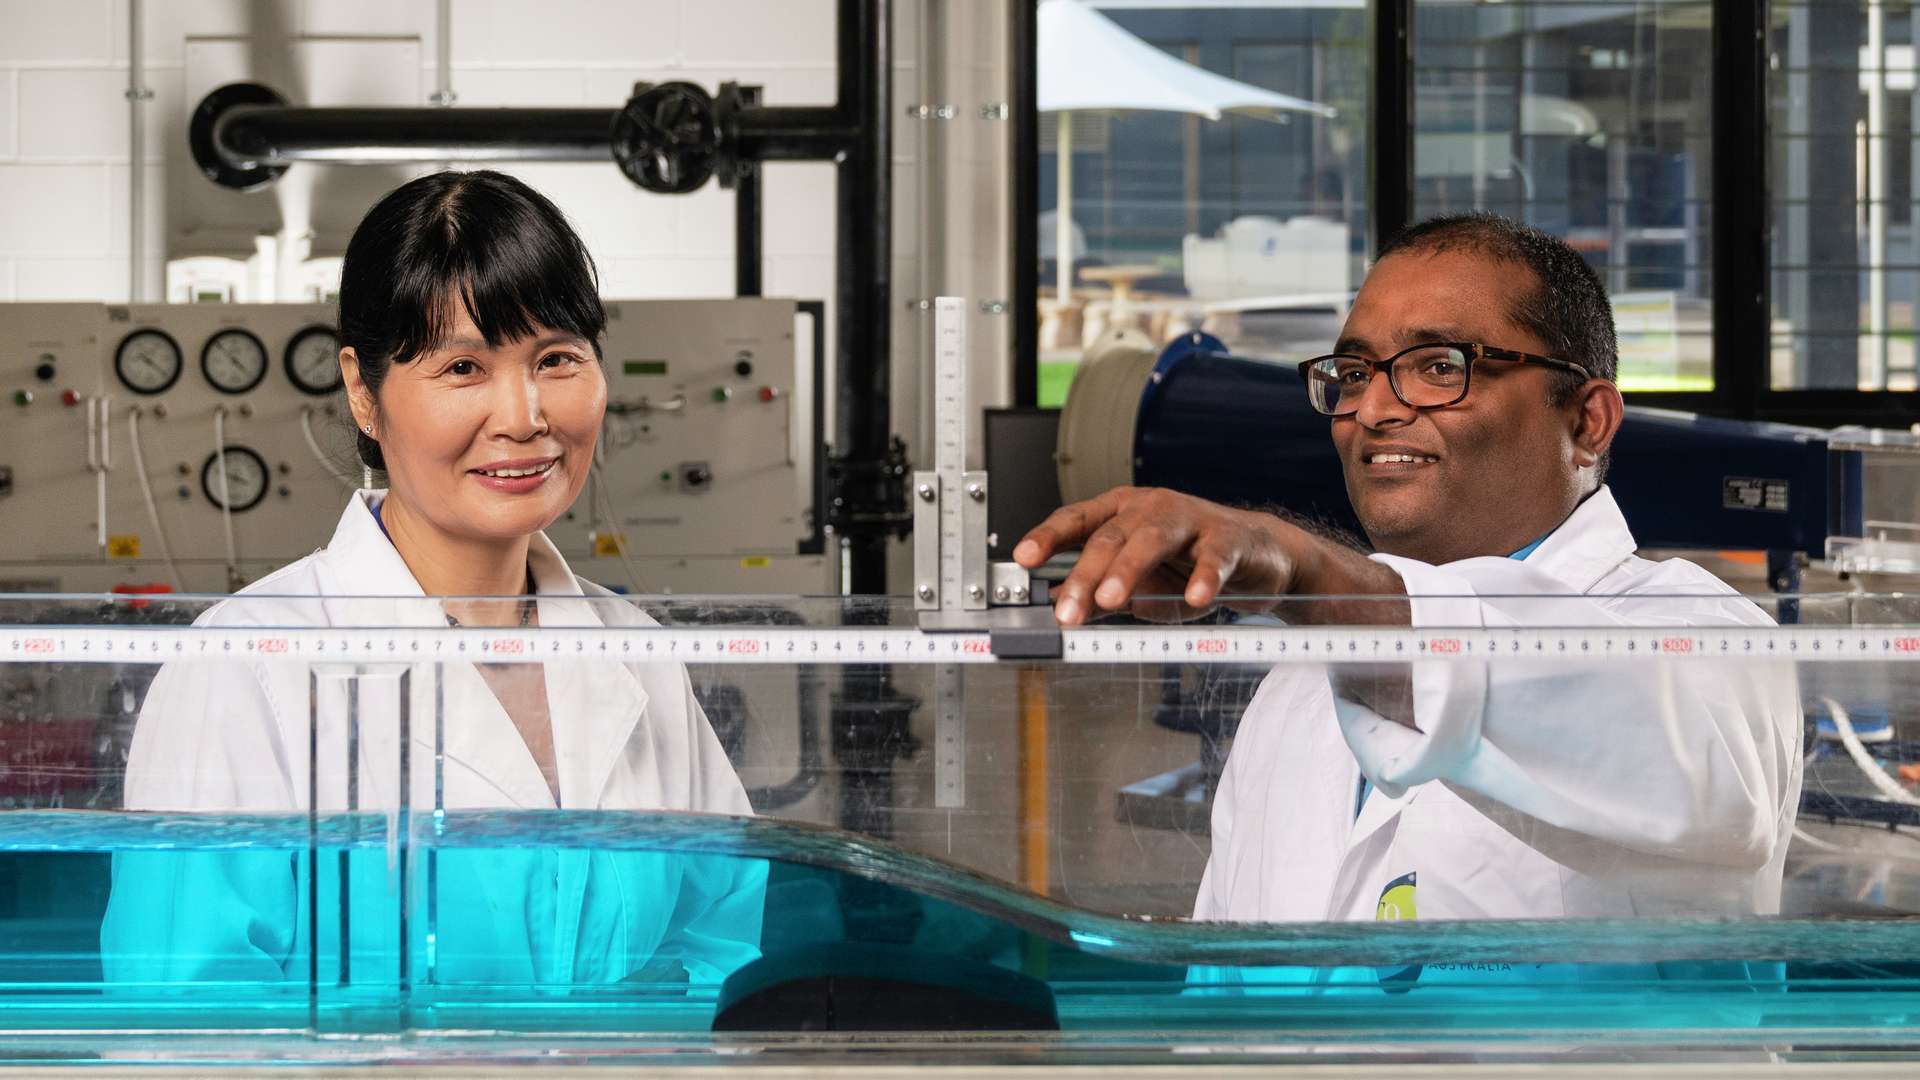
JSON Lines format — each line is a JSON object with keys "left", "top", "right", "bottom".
{"left": 0, "top": 300, "right": 828, "bottom": 596}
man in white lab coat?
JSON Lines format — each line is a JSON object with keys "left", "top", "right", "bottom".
{"left": 1015, "top": 213, "right": 1803, "bottom": 928}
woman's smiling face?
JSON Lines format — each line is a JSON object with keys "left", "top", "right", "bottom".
{"left": 351, "top": 295, "right": 606, "bottom": 545}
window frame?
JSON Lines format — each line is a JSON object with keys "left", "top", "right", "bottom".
{"left": 1015, "top": 0, "right": 1920, "bottom": 425}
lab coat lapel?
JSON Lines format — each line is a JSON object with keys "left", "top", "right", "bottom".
{"left": 519, "top": 536, "right": 645, "bottom": 987}
{"left": 1327, "top": 776, "right": 1418, "bottom": 919}
{"left": 1518, "top": 485, "right": 1639, "bottom": 594}
{"left": 308, "top": 490, "right": 561, "bottom": 810}
{"left": 1315, "top": 487, "right": 1640, "bottom": 916}
{"left": 523, "top": 532, "right": 648, "bottom": 810}
{"left": 309, "top": 490, "right": 439, "bottom": 631}
{"left": 1263, "top": 672, "right": 1388, "bottom": 920}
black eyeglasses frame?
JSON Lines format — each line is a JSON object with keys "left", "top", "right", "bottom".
{"left": 1295, "top": 341, "right": 1593, "bottom": 416}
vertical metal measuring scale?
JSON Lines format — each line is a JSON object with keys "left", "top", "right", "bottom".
{"left": 913, "top": 297, "right": 1058, "bottom": 807}
{"left": 915, "top": 297, "right": 988, "bottom": 617}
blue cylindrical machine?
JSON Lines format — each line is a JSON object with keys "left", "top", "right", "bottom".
{"left": 1058, "top": 332, "right": 1863, "bottom": 558}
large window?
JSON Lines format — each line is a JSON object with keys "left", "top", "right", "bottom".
{"left": 1771, "top": 0, "right": 1918, "bottom": 391}
{"left": 1035, "top": 0, "right": 1368, "bottom": 405}
{"left": 1412, "top": 0, "right": 1716, "bottom": 392}
{"left": 1024, "top": 0, "right": 1920, "bottom": 417}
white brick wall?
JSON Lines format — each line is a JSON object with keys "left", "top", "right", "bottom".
{"left": 0, "top": 0, "right": 114, "bottom": 64}
{"left": 0, "top": 69, "right": 16, "bottom": 158}
{"left": 0, "top": 164, "right": 111, "bottom": 254}
{"left": 0, "top": 0, "right": 856, "bottom": 303}
{"left": 19, "top": 68, "right": 129, "bottom": 159}
{"left": 0, "top": 0, "right": 1017, "bottom": 507}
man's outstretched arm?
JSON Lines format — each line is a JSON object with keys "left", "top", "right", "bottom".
{"left": 1013, "top": 486, "right": 1409, "bottom": 627}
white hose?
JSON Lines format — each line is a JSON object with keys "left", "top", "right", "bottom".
{"left": 1822, "top": 696, "right": 1920, "bottom": 807}
{"left": 89, "top": 397, "right": 107, "bottom": 557}
{"left": 300, "top": 406, "right": 359, "bottom": 491}
{"left": 1791, "top": 824, "right": 1920, "bottom": 869}
{"left": 125, "top": 407, "right": 183, "bottom": 591}
{"left": 213, "top": 406, "right": 238, "bottom": 583}
{"left": 1789, "top": 741, "right": 1920, "bottom": 871}
{"left": 589, "top": 455, "right": 646, "bottom": 595}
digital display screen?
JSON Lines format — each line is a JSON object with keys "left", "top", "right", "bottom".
{"left": 623, "top": 360, "right": 669, "bottom": 376}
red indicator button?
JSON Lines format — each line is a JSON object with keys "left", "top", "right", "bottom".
{"left": 758, "top": 386, "right": 779, "bottom": 403}
{"left": 61, "top": 389, "right": 81, "bottom": 407}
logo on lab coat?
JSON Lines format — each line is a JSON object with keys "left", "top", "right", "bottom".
{"left": 1375, "top": 871, "right": 1417, "bottom": 921}
{"left": 1375, "top": 871, "right": 1421, "bottom": 990}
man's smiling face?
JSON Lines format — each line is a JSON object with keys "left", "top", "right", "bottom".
{"left": 1331, "top": 247, "right": 1592, "bottom": 564}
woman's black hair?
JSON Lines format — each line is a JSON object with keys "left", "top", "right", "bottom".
{"left": 338, "top": 169, "right": 606, "bottom": 471}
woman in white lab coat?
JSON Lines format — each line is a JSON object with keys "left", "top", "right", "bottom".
{"left": 100, "top": 170, "right": 762, "bottom": 992}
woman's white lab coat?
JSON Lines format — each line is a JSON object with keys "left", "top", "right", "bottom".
{"left": 100, "top": 490, "right": 763, "bottom": 990}
{"left": 1196, "top": 486, "right": 1804, "bottom": 929}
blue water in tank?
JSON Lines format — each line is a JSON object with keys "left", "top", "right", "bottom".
{"left": 1, "top": 808, "right": 1918, "bottom": 1061}
{"left": 1129, "top": 334, "right": 1861, "bottom": 554}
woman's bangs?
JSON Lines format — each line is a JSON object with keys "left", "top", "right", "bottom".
{"left": 388, "top": 244, "right": 602, "bottom": 362}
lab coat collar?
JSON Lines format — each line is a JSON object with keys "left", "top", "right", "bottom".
{"left": 309, "top": 490, "right": 648, "bottom": 810}
{"left": 1506, "top": 485, "right": 1638, "bottom": 595}
{"left": 1327, "top": 487, "right": 1636, "bottom": 892}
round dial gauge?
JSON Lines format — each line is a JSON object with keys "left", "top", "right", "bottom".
{"left": 285, "top": 325, "right": 343, "bottom": 396}
{"left": 114, "top": 329, "right": 183, "bottom": 395}
{"left": 201, "top": 328, "right": 269, "bottom": 394}
{"left": 200, "top": 446, "right": 270, "bottom": 512}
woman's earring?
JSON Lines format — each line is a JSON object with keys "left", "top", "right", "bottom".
{"left": 363, "top": 425, "right": 374, "bottom": 436}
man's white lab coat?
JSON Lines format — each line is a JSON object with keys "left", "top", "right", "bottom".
{"left": 1195, "top": 486, "right": 1804, "bottom": 926}
{"left": 101, "top": 490, "right": 762, "bottom": 989}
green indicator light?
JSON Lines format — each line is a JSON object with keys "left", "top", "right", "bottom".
{"left": 712, "top": 386, "right": 732, "bottom": 403}
{"left": 12, "top": 390, "right": 32, "bottom": 407}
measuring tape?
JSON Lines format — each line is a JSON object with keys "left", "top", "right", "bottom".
{"left": 5, "top": 624, "right": 1920, "bottom": 665}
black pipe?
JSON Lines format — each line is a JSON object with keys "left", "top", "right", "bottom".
{"left": 733, "top": 107, "right": 859, "bottom": 160}
{"left": 217, "top": 106, "right": 615, "bottom": 165}
{"left": 836, "top": 0, "right": 892, "bottom": 596}
{"left": 734, "top": 87, "right": 765, "bottom": 298}
{"left": 1368, "top": 0, "right": 1414, "bottom": 255}
{"left": 1713, "top": 0, "right": 1768, "bottom": 419}
{"left": 1009, "top": 0, "right": 1039, "bottom": 407}
{"left": 827, "top": 0, "right": 906, "bottom": 841}
{"left": 212, "top": 102, "right": 870, "bottom": 168}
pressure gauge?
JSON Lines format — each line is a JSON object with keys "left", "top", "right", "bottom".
{"left": 284, "top": 325, "right": 343, "bottom": 396}
{"left": 114, "top": 329, "right": 183, "bottom": 395}
{"left": 201, "top": 328, "right": 269, "bottom": 394}
{"left": 200, "top": 446, "right": 270, "bottom": 512}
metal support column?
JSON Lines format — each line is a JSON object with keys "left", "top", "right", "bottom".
{"left": 1010, "top": 0, "right": 1039, "bottom": 407}
{"left": 1369, "top": 0, "right": 1415, "bottom": 256}
{"left": 1712, "top": 0, "right": 1771, "bottom": 417}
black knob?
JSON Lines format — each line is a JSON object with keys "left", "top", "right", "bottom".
{"left": 734, "top": 358, "right": 753, "bottom": 377}
{"left": 33, "top": 361, "right": 56, "bottom": 382}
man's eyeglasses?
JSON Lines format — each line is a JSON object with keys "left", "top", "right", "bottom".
{"left": 1296, "top": 342, "right": 1591, "bottom": 417}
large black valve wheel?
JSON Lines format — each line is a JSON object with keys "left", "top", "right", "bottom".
{"left": 611, "top": 81, "right": 723, "bottom": 194}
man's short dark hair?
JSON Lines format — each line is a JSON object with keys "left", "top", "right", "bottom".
{"left": 1377, "top": 212, "right": 1618, "bottom": 407}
